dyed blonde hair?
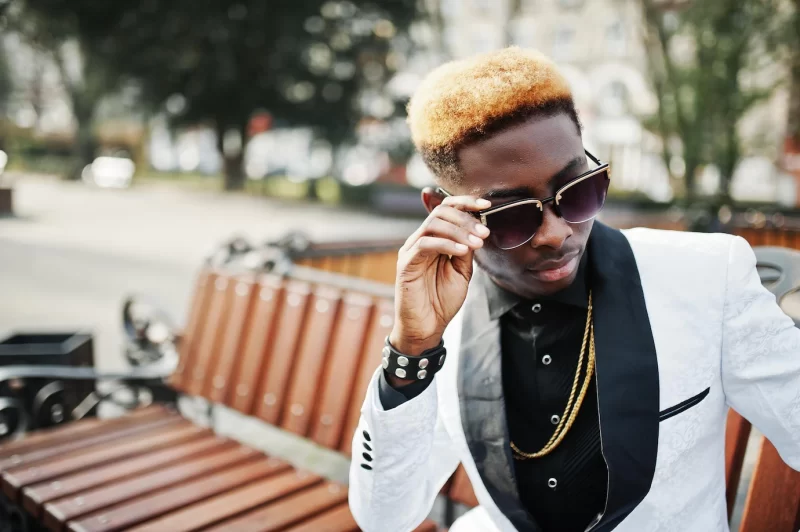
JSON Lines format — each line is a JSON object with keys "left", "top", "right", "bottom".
{"left": 407, "top": 47, "right": 580, "bottom": 182}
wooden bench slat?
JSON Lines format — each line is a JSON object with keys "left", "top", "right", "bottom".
{"left": 255, "top": 280, "right": 313, "bottom": 424}
{"left": 339, "top": 299, "right": 394, "bottom": 454}
{"left": 184, "top": 272, "right": 235, "bottom": 396}
{"left": 2, "top": 421, "right": 204, "bottom": 499}
{"left": 0, "top": 405, "right": 171, "bottom": 459}
{"left": 62, "top": 456, "right": 290, "bottom": 532}
{"left": 724, "top": 409, "right": 752, "bottom": 518}
{"left": 309, "top": 293, "right": 375, "bottom": 449}
{"left": 44, "top": 445, "right": 272, "bottom": 530}
{"left": 172, "top": 270, "right": 215, "bottom": 390}
{"left": 202, "top": 481, "right": 348, "bottom": 532}
{"left": 126, "top": 470, "right": 321, "bottom": 532}
{"left": 282, "top": 503, "right": 359, "bottom": 532}
{"left": 205, "top": 276, "right": 256, "bottom": 402}
{"left": 225, "top": 274, "right": 284, "bottom": 414}
{"left": 22, "top": 434, "right": 233, "bottom": 515}
{"left": 739, "top": 438, "right": 800, "bottom": 532}
{"left": 0, "top": 410, "right": 181, "bottom": 474}
{"left": 280, "top": 285, "right": 344, "bottom": 436}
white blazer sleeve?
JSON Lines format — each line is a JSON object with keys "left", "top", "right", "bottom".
{"left": 348, "top": 367, "right": 459, "bottom": 532}
{"left": 721, "top": 236, "right": 800, "bottom": 470}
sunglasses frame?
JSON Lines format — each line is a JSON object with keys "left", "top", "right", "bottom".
{"left": 435, "top": 149, "right": 610, "bottom": 249}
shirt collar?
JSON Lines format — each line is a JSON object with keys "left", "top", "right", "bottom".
{"left": 482, "top": 249, "right": 590, "bottom": 320}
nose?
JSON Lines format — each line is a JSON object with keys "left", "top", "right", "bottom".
{"left": 530, "top": 204, "right": 571, "bottom": 250}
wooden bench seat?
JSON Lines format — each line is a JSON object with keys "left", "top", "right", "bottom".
{"left": 0, "top": 246, "right": 440, "bottom": 531}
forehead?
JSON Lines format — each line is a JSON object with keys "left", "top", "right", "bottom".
{"left": 456, "top": 113, "right": 584, "bottom": 196}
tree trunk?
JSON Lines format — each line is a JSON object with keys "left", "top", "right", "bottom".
{"left": 67, "top": 116, "right": 96, "bottom": 181}
{"left": 216, "top": 121, "right": 247, "bottom": 191}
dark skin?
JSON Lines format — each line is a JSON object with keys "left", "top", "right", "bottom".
{"left": 424, "top": 112, "right": 593, "bottom": 299}
{"left": 389, "top": 111, "right": 593, "bottom": 385}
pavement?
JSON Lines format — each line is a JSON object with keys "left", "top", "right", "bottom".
{"left": 0, "top": 175, "right": 420, "bottom": 370}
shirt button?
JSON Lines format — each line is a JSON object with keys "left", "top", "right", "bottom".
{"left": 532, "top": 303, "right": 542, "bottom": 313}
{"left": 548, "top": 478, "right": 557, "bottom": 489}
{"left": 542, "top": 354, "right": 552, "bottom": 365}
{"left": 550, "top": 414, "right": 560, "bottom": 425}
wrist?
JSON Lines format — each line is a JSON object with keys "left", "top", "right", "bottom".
{"left": 388, "top": 329, "right": 442, "bottom": 356}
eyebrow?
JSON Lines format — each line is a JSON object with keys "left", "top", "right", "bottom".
{"left": 482, "top": 155, "right": 587, "bottom": 199}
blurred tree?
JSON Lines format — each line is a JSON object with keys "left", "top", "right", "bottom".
{"left": 1, "top": 1, "right": 119, "bottom": 179}
{"left": 640, "top": 0, "right": 793, "bottom": 204}
{"left": 0, "top": 40, "right": 11, "bottom": 151}
{"left": 12, "top": 0, "right": 418, "bottom": 190}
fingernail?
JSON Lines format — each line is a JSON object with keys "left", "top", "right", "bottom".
{"left": 455, "top": 243, "right": 468, "bottom": 251}
{"left": 468, "top": 235, "right": 482, "bottom": 245}
{"left": 475, "top": 224, "right": 490, "bottom": 236}
{"left": 476, "top": 199, "right": 491, "bottom": 208}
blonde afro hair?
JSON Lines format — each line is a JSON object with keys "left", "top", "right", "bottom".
{"left": 407, "top": 47, "right": 579, "bottom": 182}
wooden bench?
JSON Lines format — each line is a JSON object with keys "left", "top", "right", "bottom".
{"left": 1, "top": 233, "right": 798, "bottom": 531}
{"left": 0, "top": 247, "right": 437, "bottom": 531}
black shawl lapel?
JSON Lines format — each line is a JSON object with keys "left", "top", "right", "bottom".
{"left": 588, "top": 222, "right": 660, "bottom": 531}
{"left": 457, "top": 268, "right": 538, "bottom": 531}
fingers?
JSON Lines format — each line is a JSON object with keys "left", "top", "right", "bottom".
{"left": 441, "top": 195, "right": 491, "bottom": 211}
{"left": 414, "top": 236, "right": 470, "bottom": 257}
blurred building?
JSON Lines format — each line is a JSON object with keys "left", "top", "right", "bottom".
{"left": 405, "top": 0, "right": 792, "bottom": 204}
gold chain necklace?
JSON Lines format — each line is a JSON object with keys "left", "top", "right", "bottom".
{"left": 510, "top": 291, "right": 595, "bottom": 460}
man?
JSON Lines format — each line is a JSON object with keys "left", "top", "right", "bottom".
{"left": 348, "top": 47, "right": 800, "bottom": 532}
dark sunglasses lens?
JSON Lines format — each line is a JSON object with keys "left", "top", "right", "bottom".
{"left": 558, "top": 169, "right": 610, "bottom": 223}
{"left": 485, "top": 203, "right": 543, "bottom": 250}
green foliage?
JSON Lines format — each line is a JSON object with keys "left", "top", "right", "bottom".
{"left": 640, "top": 0, "right": 794, "bottom": 203}
{"left": 9, "top": 0, "right": 420, "bottom": 188}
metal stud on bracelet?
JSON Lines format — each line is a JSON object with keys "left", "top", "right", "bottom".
{"left": 382, "top": 337, "right": 446, "bottom": 381}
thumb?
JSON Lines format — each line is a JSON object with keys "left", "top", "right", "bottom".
{"left": 450, "top": 248, "right": 474, "bottom": 280}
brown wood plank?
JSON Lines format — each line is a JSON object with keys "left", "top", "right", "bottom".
{"left": 281, "top": 503, "right": 358, "bottom": 532}
{"left": 225, "top": 275, "right": 284, "bottom": 414}
{"left": 62, "top": 456, "right": 291, "bottom": 532}
{"left": 309, "top": 293, "right": 374, "bottom": 449}
{"left": 339, "top": 298, "right": 394, "bottom": 454}
{"left": 724, "top": 409, "right": 751, "bottom": 519}
{"left": 126, "top": 470, "right": 321, "bottom": 532}
{"left": 255, "top": 280, "right": 312, "bottom": 424}
{"left": 739, "top": 438, "right": 800, "bottom": 532}
{"left": 22, "top": 434, "right": 233, "bottom": 516}
{"left": 2, "top": 421, "right": 201, "bottom": 499}
{"left": 448, "top": 465, "right": 479, "bottom": 507}
{"left": 172, "top": 270, "right": 215, "bottom": 390}
{"left": 0, "top": 410, "right": 181, "bottom": 474}
{"left": 185, "top": 272, "right": 235, "bottom": 397}
{"left": 0, "top": 406, "right": 171, "bottom": 460}
{"left": 280, "top": 285, "right": 343, "bottom": 436}
{"left": 45, "top": 446, "right": 274, "bottom": 531}
{"left": 202, "top": 481, "right": 348, "bottom": 532}
{"left": 205, "top": 276, "right": 256, "bottom": 403}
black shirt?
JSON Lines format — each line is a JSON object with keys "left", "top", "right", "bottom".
{"left": 379, "top": 254, "right": 608, "bottom": 531}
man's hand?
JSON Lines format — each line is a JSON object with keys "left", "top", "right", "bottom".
{"left": 388, "top": 191, "right": 491, "bottom": 385}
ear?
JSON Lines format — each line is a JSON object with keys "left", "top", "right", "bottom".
{"left": 421, "top": 187, "right": 444, "bottom": 214}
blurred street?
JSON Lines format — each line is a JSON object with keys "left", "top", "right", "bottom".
{"left": 0, "top": 175, "right": 420, "bottom": 370}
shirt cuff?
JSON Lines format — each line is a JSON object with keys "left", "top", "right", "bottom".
{"left": 378, "top": 370, "right": 433, "bottom": 410}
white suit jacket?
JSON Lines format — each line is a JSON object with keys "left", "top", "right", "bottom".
{"left": 348, "top": 224, "right": 800, "bottom": 532}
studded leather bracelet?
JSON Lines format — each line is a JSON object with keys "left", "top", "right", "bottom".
{"left": 381, "top": 337, "right": 447, "bottom": 381}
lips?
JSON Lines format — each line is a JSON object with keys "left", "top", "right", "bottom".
{"left": 527, "top": 253, "right": 579, "bottom": 272}
{"left": 527, "top": 254, "right": 580, "bottom": 283}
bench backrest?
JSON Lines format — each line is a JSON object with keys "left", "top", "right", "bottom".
{"left": 170, "top": 243, "right": 398, "bottom": 456}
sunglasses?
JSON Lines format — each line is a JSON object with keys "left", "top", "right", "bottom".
{"left": 436, "top": 150, "right": 610, "bottom": 250}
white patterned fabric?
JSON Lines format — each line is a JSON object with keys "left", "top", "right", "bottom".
{"left": 348, "top": 230, "right": 800, "bottom": 532}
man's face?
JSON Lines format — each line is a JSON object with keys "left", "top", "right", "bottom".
{"left": 427, "top": 112, "right": 593, "bottom": 299}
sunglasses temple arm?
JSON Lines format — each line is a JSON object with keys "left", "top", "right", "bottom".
{"left": 584, "top": 149, "right": 602, "bottom": 166}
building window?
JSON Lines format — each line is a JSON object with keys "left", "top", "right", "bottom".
{"left": 552, "top": 25, "right": 575, "bottom": 61}
{"left": 606, "top": 20, "right": 626, "bottom": 56}
{"left": 557, "top": 0, "right": 585, "bottom": 9}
